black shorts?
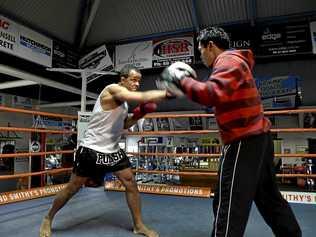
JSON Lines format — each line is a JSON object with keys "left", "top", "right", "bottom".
{"left": 73, "top": 146, "right": 131, "bottom": 181}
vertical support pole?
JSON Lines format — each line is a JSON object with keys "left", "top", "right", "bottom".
{"left": 81, "top": 71, "right": 87, "bottom": 112}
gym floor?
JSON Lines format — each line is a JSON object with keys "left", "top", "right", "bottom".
{"left": 0, "top": 188, "right": 315, "bottom": 237}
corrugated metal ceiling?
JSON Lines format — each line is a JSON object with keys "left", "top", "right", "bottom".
{"left": 0, "top": 0, "right": 316, "bottom": 104}
{"left": 0, "top": 0, "right": 82, "bottom": 44}
{"left": 197, "top": 0, "right": 250, "bottom": 27}
{"left": 256, "top": 0, "right": 316, "bottom": 18}
{"left": 0, "top": 0, "right": 315, "bottom": 47}
{"left": 87, "top": 0, "right": 194, "bottom": 46}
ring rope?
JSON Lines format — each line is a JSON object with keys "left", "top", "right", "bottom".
{"left": 1, "top": 150, "right": 314, "bottom": 160}
{"left": 144, "top": 108, "right": 316, "bottom": 119}
{"left": 0, "top": 127, "right": 76, "bottom": 134}
{"left": 0, "top": 105, "right": 77, "bottom": 120}
{"left": 0, "top": 168, "right": 72, "bottom": 180}
{"left": 128, "top": 152, "right": 316, "bottom": 158}
{"left": 0, "top": 150, "right": 74, "bottom": 158}
{"left": 0, "top": 167, "right": 314, "bottom": 181}
{"left": 132, "top": 169, "right": 316, "bottom": 178}
{"left": 127, "top": 128, "right": 316, "bottom": 136}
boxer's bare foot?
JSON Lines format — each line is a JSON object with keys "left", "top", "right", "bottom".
{"left": 133, "top": 224, "right": 159, "bottom": 237}
{"left": 39, "top": 216, "right": 52, "bottom": 237}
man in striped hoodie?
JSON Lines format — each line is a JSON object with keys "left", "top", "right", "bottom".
{"left": 160, "top": 27, "right": 301, "bottom": 237}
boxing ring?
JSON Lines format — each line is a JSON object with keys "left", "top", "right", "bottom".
{"left": 1, "top": 189, "right": 316, "bottom": 237}
{"left": 0, "top": 105, "right": 316, "bottom": 236}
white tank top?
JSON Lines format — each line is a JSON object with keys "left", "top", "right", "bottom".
{"left": 79, "top": 87, "right": 128, "bottom": 153}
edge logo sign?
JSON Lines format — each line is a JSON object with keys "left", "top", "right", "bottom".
{"left": 262, "top": 28, "right": 282, "bottom": 41}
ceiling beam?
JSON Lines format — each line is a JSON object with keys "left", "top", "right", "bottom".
{"left": 249, "top": 0, "right": 257, "bottom": 26}
{"left": 79, "top": 0, "right": 101, "bottom": 49}
{"left": 0, "top": 64, "right": 98, "bottom": 99}
{"left": 191, "top": 0, "right": 200, "bottom": 32}
{"left": 0, "top": 80, "right": 38, "bottom": 89}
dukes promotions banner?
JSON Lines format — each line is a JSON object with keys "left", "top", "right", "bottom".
{"left": 0, "top": 15, "right": 52, "bottom": 67}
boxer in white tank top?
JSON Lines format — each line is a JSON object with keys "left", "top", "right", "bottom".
{"left": 40, "top": 65, "right": 170, "bottom": 237}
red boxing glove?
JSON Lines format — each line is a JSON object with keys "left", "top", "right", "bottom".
{"left": 132, "top": 102, "right": 157, "bottom": 120}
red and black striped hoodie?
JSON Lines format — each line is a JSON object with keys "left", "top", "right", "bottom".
{"left": 180, "top": 49, "right": 271, "bottom": 144}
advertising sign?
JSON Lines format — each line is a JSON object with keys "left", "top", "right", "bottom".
{"left": 79, "top": 44, "right": 114, "bottom": 81}
{"left": 52, "top": 40, "right": 80, "bottom": 78}
{"left": 281, "top": 191, "right": 316, "bottom": 204}
{"left": 0, "top": 184, "right": 67, "bottom": 205}
{"left": 152, "top": 36, "right": 194, "bottom": 67}
{"left": 255, "top": 75, "right": 299, "bottom": 110}
{"left": 77, "top": 111, "right": 92, "bottom": 144}
{"left": 255, "top": 75, "right": 298, "bottom": 99}
{"left": 255, "top": 21, "right": 312, "bottom": 57}
{"left": 105, "top": 181, "right": 211, "bottom": 198}
{"left": 115, "top": 41, "right": 152, "bottom": 70}
{"left": 0, "top": 15, "right": 52, "bottom": 67}
{"left": 223, "top": 24, "right": 254, "bottom": 49}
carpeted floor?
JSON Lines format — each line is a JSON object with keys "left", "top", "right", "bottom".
{"left": 0, "top": 187, "right": 315, "bottom": 236}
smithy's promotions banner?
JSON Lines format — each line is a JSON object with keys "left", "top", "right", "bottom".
{"left": 115, "top": 41, "right": 153, "bottom": 71}
{"left": 152, "top": 36, "right": 194, "bottom": 67}
{"left": 310, "top": 21, "right": 316, "bottom": 54}
{"left": 0, "top": 15, "right": 52, "bottom": 67}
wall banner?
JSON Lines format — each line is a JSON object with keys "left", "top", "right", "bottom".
{"left": 152, "top": 36, "right": 194, "bottom": 68}
{"left": 79, "top": 44, "right": 114, "bottom": 81}
{"left": 223, "top": 24, "right": 254, "bottom": 49}
{"left": 77, "top": 112, "right": 92, "bottom": 145}
{"left": 0, "top": 184, "right": 66, "bottom": 205}
{"left": 255, "top": 21, "right": 312, "bottom": 57}
{"left": 105, "top": 181, "right": 211, "bottom": 198}
{"left": 52, "top": 40, "right": 80, "bottom": 78}
{"left": 255, "top": 75, "right": 298, "bottom": 99}
{"left": 0, "top": 15, "right": 52, "bottom": 67}
{"left": 281, "top": 191, "right": 316, "bottom": 205}
{"left": 115, "top": 41, "right": 153, "bottom": 71}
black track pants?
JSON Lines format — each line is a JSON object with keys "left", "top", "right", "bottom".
{"left": 211, "top": 132, "right": 301, "bottom": 237}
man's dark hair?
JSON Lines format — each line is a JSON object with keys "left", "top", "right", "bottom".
{"left": 197, "top": 27, "right": 230, "bottom": 50}
{"left": 119, "top": 64, "right": 141, "bottom": 78}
